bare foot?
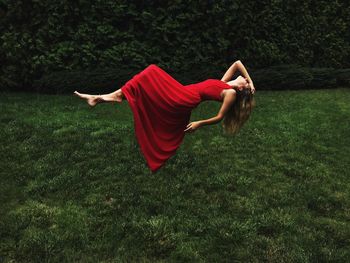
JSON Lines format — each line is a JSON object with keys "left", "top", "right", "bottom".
{"left": 74, "top": 91, "right": 102, "bottom": 107}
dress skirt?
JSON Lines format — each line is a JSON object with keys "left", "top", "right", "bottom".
{"left": 120, "top": 64, "right": 202, "bottom": 172}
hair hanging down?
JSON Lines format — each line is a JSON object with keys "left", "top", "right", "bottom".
{"left": 222, "top": 84, "right": 256, "bottom": 135}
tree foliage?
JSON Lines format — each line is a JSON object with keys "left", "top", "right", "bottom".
{"left": 0, "top": 0, "right": 349, "bottom": 91}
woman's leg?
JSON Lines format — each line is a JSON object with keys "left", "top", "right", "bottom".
{"left": 73, "top": 89, "right": 124, "bottom": 107}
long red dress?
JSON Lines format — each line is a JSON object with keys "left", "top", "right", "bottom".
{"left": 120, "top": 64, "right": 232, "bottom": 172}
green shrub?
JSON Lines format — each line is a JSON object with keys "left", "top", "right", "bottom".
{"left": 31, "top": 64, "right": 350, "bottom": 94}
{"left": 251, "top": 66, "right": 349, "bottom": 90}
{"left": 0, "top": 1, "right": 349, "bottom": 91}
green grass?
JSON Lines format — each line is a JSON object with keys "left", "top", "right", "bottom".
{"left": 1, "top": 89, "right": 349, "bottom": 262}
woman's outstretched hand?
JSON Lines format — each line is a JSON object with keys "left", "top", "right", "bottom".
{"left": 184, "top": 121, "right": 202, "bottom": 133}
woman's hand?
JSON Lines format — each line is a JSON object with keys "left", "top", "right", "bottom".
{"left": 184, "top": 121, "right": 202, "bottom": 133}
{"left": 250, "top": 84, "right": 256, "bottom": 94}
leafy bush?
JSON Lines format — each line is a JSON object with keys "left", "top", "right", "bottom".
{"left": 31, "top": 65, "right": 350, "bottom": 94}
{"left": 0, "top": 0, "right": 349, "bottom": 91}
{"left": 250, "top": 65, "right": 349, "bottom": 90}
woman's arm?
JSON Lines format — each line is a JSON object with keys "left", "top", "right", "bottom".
{"left": 184, "top": 90, "right": 237, "bottom": 133}
{"left": 221, "top": 61, "right": 238, "bottom": 82}
{"left": 221, "top": 60, "right": 255, "bottom": 88}
{"left": 200, "top": 89, "right": 237, "bottom": 126}
{"left": 235, "top": 60, "right": 254, "bottom": 87}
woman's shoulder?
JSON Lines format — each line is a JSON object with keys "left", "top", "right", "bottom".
{"left": 220, "top": 87, "right": 236, "bottom": 97}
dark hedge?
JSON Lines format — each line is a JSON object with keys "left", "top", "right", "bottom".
{"left": 29, "top": 65, "right": 349, "bottom": 94}
{"left": 0, "top": 0, "right": 349, "bottom": 91}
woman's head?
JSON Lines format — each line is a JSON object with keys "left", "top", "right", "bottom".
{"left": 235, "top": 76, "right": 250, "bottom": 91}
{"left": 222, "top": 82, "right": 256, "bottom": 135}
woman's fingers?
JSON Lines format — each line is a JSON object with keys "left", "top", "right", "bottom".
{"left": 184, "top": 124, "right": 192, "bottom": 132}
{"left": 185, "top": 122, "right": 198, "bottom": 133}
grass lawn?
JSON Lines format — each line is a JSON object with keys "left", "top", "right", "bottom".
{"left": 0, "top": 89, "right": 349, "bottom": 262}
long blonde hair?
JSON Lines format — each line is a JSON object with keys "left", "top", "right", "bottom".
{"left": 222, "top": 84, "right": 256, "bottom": 135}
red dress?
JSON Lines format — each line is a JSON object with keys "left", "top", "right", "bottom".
{"left": 120, "top": 64, "right": 232, "bottom": 172}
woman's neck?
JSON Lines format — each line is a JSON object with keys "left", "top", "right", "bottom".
{"left": 226, "top": 79, "right": 238, "bottom": 89}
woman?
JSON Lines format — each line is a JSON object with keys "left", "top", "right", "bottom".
{"left": 74, "top": 60, "right": 256, "bottom": 172}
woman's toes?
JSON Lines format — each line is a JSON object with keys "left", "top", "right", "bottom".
{"left": 74, "top": 91, "right": 84, "bottom": 98}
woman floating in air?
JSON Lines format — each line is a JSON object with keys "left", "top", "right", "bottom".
{"left": 74, "top": 60, "right": 256, "bottom": 172}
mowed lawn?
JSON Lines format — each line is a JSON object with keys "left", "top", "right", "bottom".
{"left": 1, "top": 89, "right": 349, "bottom": 262}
